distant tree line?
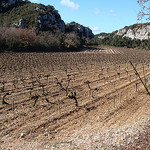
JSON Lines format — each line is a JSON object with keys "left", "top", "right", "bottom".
{"left": 87, "top": 34, "right": 150, "bottom": 50}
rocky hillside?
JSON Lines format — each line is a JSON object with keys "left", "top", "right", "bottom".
{"left": 0, "top": 0, "right": 94, "bottom": 52}
{"left": 116, "top": 23, "right": 150, "bottom": 40}
{"left": 0, "top": 0, "right": 64, "bottom": 31}
{"left": 88, "top": 23, "right": 150, "bottom": 50}
{"left": 0, "top": 0, "right": 93, "bottom": 39}
{"left": 66, "top": 22, "right": 94, "bottom": 39}
{"left": 96, "top": 23, "right": 150, "bottom": 41}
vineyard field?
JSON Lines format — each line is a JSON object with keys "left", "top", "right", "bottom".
{"left": 0, "top": 47, "right": 150, "bottom": 149}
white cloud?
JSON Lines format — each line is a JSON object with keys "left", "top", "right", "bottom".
{"left": 60, "top": 0, "right": 79, "bottom": 10}
{"left": 90, "top": 27, "right": 101, "bottom": 34}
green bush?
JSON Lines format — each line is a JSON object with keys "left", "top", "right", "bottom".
{"left": 87, "top": 34, "right": 150, "bottom": 50}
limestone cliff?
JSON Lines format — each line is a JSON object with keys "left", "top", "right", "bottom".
{"left": 0, "top": 0, "right": 93, "bottom": 39}
{"left": 115, "top": 24, "right": 150, "bottom": 40}
{"left": 66, "top": 22, "right": 94, "bottom": 39}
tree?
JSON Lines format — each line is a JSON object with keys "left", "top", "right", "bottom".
{"left": 137, "top": 0, "right": 150, "bottom": 21}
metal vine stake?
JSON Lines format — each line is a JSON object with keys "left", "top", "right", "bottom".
{"left": 130, "top": 61, "right": 150, "bottom": 95}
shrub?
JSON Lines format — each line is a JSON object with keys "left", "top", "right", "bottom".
{"left": 36, "top": 31, "right": 61, "bottom": 50}
{"left": 64, "top": 32, "right": 81, "bottom": 50}
{"left": 18, "top": 28, "right": 36, "bottom": 49}
{"left": 0, "top": 27, "right": 82, "bottom": 52}
{"left": 0, "top": 27, "right": 19, "bottom": 51}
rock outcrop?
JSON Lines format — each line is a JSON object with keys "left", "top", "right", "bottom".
{"left": 0, "top": 0, "right": 94, "bottom": 39}
{"left": 66, "top": 22, "right": 94, "bottom": 39}
{"left": 37, "top": 13, "right": 65, "bottom": 32}
{"left": 13, "top": 19, "right": 26, "bottom": 29}
{"left": 115, "top": 24, "right": 150, "bottom": 40}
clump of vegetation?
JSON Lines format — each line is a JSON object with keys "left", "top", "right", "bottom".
{"left": 0, "top": 1, "right": 87, "bottom": 52}
{"left": 0, "top": 27, "right": 81, "bottom": 52}
{"left": 0, "top": 1, "right": 59, "bottom": 28}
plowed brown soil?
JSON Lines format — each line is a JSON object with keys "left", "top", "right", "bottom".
{"left": 0, "top": 47, "right": 150, "bottom": 149}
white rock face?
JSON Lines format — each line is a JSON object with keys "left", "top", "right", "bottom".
{"left": 98, "top": 36, "right": 105, "bottom": 39}
{"left": 123, "top": 29, "right": 135, "bottom": 39}
{"left": 66, "top": 23, "right": 94, "bottom": 38}
{"left": 116, "top": 25, "right": 150, "bottom": 40}
{"left": 37, "top": 14, "right": 65, "bottom": 32}
{"left": 12, "top": 19, "right": 26, "bottom": 29}
{"left": 135, "top": 25, "right": 150, "bottom": 40}
{"left": 116, "top": 28, "right": 127, "bottom": 36}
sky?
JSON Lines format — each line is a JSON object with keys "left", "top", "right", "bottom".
{"left": 30, "top": 0, "right": 142, "bottom": 34}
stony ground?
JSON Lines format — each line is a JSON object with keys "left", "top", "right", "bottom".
{"left": 0, "top": 47, "right": 150, "bottom": 149}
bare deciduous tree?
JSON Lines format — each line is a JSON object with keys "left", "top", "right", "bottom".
{"left": 137, "top": 0, "right": 150, "bottom": 21}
